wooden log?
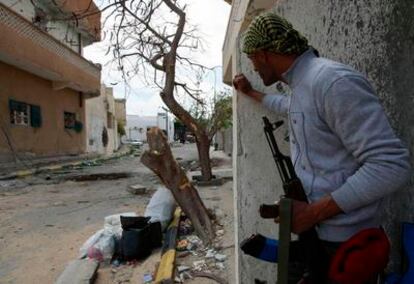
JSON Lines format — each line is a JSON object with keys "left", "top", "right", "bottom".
{"left": 141, "top": 127, "right": 214, "bottom": 244}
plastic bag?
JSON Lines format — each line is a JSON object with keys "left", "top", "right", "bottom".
{"left": 79, "top": 229, "right": 115, "bottom": 263}
{"left": 144, "top": 186, "right": 176, "bottom": 231}
{"left": 104, "top": 212, "right": 137, "bottom": 238}
{"left": 79, "top": 229, "right": 104, "bottom": 259}
{"left": 87, "top": 231, "right": 115, "bottom": 263}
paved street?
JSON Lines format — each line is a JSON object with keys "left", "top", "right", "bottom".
{"left": 0, "top": 144, "right": 234, "bottom": 284}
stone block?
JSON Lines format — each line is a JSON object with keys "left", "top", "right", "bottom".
{"left": 55, "top": 259, "right": 99, "bottom": 284}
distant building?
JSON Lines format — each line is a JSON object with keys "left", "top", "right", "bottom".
{"left": 0, "top": 1, "right": 101, "bottom": 162}
{"left": 126, "top": 113, "right": 174, "bottom": 143}
{"left": 85, "top": 86, "right": 120, "bottom": 155}
{"left": 156, "top": 112, "right": 174, "bottom": 143}
{"left": 126, "top": 115, "right": 157, "bottom": 142}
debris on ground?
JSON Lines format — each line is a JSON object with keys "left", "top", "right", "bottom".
{"left": 143, "top": 273, "right": 154, "bottom": 283}
{"left": 177, "top": 239, "right": 189, "bottom": 251}
{"left": 192, "top": 260, "right": 208, "bottom": 272}
{"left": 177, "top": 265, "right": 191, "bottom": 273}
{"left": 173, "top": 213, "right": 229, "bottom": 283}
{"left": 178, "top": 218, "right": 194, "bottom": 235}
{"left": 127, "top": 184, "right": 147, "bottom": 195}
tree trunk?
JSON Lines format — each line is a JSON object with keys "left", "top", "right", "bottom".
{"left": 161, "top": 92, "right": 214, "bottom": 182}
{"left": 196, "top": 134, "right": 213, "bottom": 181}
{"left": 141, "top": 127, "right": 214, "bottom": 244}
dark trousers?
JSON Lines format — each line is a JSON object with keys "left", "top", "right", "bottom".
{"left": 287, "top": 240, "right": 341, "bottom": 284}
{"left": 288, "top": 240, "right": 378, "bottom": 284}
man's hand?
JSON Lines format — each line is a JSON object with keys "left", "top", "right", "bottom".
{"left": 290, "top": 200, "right": 318, "bottom": 234}
{"left": 274, "top": 195, "right": 343, "bottom": 234}
{"left": 233, "top": 73, "right": 265, "bottom": 102}
{"left": 233, "top": 73, "right": 253, "bottom": 94}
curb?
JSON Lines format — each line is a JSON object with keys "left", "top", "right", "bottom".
{"left": 0, "top": 148, "right": 133, "bottom": 181}
{"left": 155, "top": 207, "right": 181, "bottom": 284}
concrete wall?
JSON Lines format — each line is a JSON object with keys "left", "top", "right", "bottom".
{"left": 85, "top": 85, "right": 107, "bottom": 154}
{"left": 156, "top": 113, "right": 175, "bottom": 143}
{"left": 115, "top": 99, "right": 127, "bottom": 126}
{"left": 233, "top": 49, "right": 287, "bottom": 283}
{"left": 215, "top": 127, "right": 233, "bottom": 156}
{"left": 0, "top": 61, "right": 86, "bottom": 161}
{"left": 2, "top": 0, "right": 100, "bottom": 51}
{"left": 105, "top": 88, "right": 119, "bottom": 154}
{"left": 225, "top": 0, "right": 414, "bottom": 282}
{"left": 85, "top": 86, "right": 119, "bottom": 156}
{"left": 126, "top": 114, "right": 175, "bottom": 143}
{"left": 126, "top": 115, "right": 157, "bottom": 142}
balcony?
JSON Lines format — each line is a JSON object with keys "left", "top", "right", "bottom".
{"left": 48, "top": 0, "right": 101, "bottom": 43}
{"left": 0, "top": 4, "right": 100, "bottom": 97}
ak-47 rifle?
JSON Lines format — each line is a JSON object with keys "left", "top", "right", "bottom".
{"left": 260, "top": 116, "right": 324, "bottom": 284}
{"left": 259, "top": 117, "right": 307, "bottom": 217}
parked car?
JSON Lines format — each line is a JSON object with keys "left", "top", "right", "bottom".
{"left": 127, "top": 139, "right": 144, "bottom": 147}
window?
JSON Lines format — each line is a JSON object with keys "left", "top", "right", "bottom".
{"left": 9, "top": 100, "right": 42, "bottom": 128}
{"left": 10, "top": 100, "right": 29, "bottom": 126}
{"left": 64, "top": 112, "right": 76, "bottom": 129}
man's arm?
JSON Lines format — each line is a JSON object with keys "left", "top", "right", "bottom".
{"left": 233, "top": 74, "right": 290, "bottom": 113}
{"left": 323, "top": 75, "right": 411, "bottom": 213}
{"left": 289, "top": 75, "right": 411, "bottom": 234}
{"left": 290, "top": 196, "right": 342, "bottom": 234}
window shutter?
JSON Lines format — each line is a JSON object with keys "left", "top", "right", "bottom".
{"left": 30, "top": 105, "right": 42, "bottom": 128}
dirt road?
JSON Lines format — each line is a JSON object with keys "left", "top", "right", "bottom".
{"left": 0, "top": 144, "right": 235, "bottom": 284}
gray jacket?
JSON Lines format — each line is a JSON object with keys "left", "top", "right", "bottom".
{"left": 262, "top": 49, "right": 411, "bottom": 242}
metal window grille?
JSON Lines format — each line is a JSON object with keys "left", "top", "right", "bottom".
{"left": 64, "top": 112, "right": 76, "bottom": 129}
{"left": 9, "top": 100, "right": 30, "bottom": 126}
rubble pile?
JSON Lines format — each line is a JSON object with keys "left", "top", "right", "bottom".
{"left": 174, "top": 214, "right": 228, "bottom": 283}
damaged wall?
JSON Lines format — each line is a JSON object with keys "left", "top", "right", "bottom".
{"left": 2, "top": 0, "right": 98, "bottom": 52}
{"left": 230, "top": 0, "right": 414, "bottom": 282}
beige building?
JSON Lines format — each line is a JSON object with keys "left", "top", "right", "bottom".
{"left": 0, "top": 1, "right": 101, "bottom": 162}
{"left": 114, "top": 98, "right": 127, "bottom": 126}
{"left": 85, "top": 86, "right": 119, "bottom": 156}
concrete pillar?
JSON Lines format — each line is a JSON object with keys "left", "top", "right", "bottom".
{"left": 233, "top": 34, "right": 289, "bottom": 283}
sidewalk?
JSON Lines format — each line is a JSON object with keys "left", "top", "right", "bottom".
{"left": 0, "top": 145, "right": 133, "bottom": 180}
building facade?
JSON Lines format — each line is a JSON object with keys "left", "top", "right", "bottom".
{"left": 223, "top": 0, "right": 414, "bottom": 282}
{"left": 85, "top": 86, "right": 119, "bottom": 156}
{"left": 0, "top": 0, "right": 101, "bottom": 163}
{"left": 114, "top": 98, "right": 127, "bottom": 126}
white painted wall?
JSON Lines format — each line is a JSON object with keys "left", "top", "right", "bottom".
{"left": 126, "top": 115, "right": 157, "bottom": 142}
{"left": 3, "top": 0, "right": 89, "bottom": 53}
{"left": 156, "top": 112, "right": 175, "bottom": 143}
{"left": 85, "top": 86, "right": 119, "bottom": 155}
{"left": 126, "top": 114, "right": 174, "bottom": 143}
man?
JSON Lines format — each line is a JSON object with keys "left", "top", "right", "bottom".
{"left": 233, "top": 12, "right": 411, "bottom": 283}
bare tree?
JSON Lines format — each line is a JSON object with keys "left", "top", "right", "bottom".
{"left": 41, "top": 0, "right": 228, "bottom": 181}
{"left": 102, "top": 0, "right": 225, "bottom": 181}
{"left": 42, "top": 0, "right": 229, "bottom": 243}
